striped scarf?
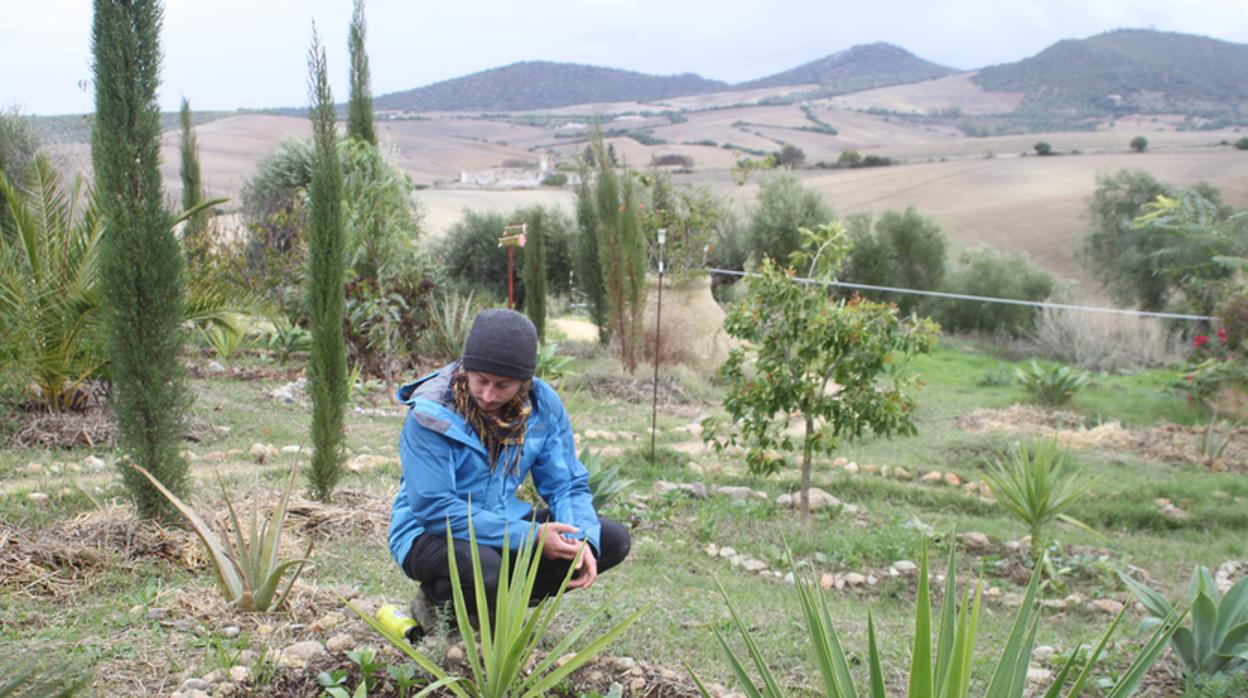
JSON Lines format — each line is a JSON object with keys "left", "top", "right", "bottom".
{"left": 452, "top": 371, "right": 532, "bottom": 474}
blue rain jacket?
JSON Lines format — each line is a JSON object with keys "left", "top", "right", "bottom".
{"left": 387, "top": 362, "right": 600, "bottom": 569}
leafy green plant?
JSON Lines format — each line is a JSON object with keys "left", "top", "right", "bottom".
{"left": 388, "top": 665, "right": 420, "bottom": 697}
{"left": 1121, "top": 566, "right": 1248, "bottom": 686}
{"left": 347, "top": 646, "right": 385, "bottom": 694}
{"left": 1015, "top": 361, "right": 1093, "bottom": 406}
{"left": 0, "top": 651, "right": 93, "bottom": 697}
{"left": 199, "top": 317, "right": 249, "bottom": 361}
{"left": 983, "top": 439, "right": 1097, "bottom": 565}
{"left": 423, "top": 290, "right": 479, "bottom": 361}
{"left": 535, "top": 343, "right": 574, "bottom": 382}
{"left": 581, "top": 446, "right": 633, "bottom": 510}
{"left": 347, "top": 513, "right": 648, "bottom": 697}
{"left": 317, "top": 669, "right": 365, "bottom": 698}
{"left": 704, "top": 223, "right": 938, "bottom": 528}
{"left": 692, "top": 537, "right": 1184, "bottom": 697}
{"left": 132, "top": 461, "right": 313, "bottom": 612}
{"left": 265, "top": 319, "right": 312, "bottom": 363}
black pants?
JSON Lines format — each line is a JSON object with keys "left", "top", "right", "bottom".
{"left": 402, "top": 509, "right": 630, "bottom": 612}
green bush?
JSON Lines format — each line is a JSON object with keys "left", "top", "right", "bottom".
{"left": 540, "top": 173, "right": 567, "bottom": 186}
{"left": 842, "top": 208, "right": 947, "bottom": 315}
{"left": 1130, "top": 135, "right": 1148, "bottom": 152}
{"left": 936, "top": 248, "right": 1059, "bottom": 336}
{"left": 837, "top": 149, "right": 861, "bottom": 166}
{"left": 1034, "top": 141, "right": 1053, "bottom": 156}
{"left": 1234, "top": 137, "right": 1248, "bottom": 150}
{"left": 1015, "top": 360, "right": 1094, "bottom": 406}
{"left": 746, "top": 174, "right": 834, "bottom": 267}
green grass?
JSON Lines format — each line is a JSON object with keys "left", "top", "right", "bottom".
{"left": 1, "top": 339, "right": 1244, "bottom": 694}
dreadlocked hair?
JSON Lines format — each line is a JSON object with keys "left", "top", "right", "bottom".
{"left": 452, "top": 371, "right": 532, "bottom": 474}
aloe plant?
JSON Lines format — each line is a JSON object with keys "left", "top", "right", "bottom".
{"left": 1121, "top": 566, "right": 1248, "bottom": 686}
{"left": 1015, "top": 361, "right": 1092, "bottom": 407}
{"left": 983, "top": 438, "right": 1098, "bottom": 565}
{"left": 581, "top": 446, "right": 633, "bottom": 510}
{"left": 133, "top": 461, "right": 312, "bottom": 611}
{"left": 692, "top": 537, "right": 1184, "bottom": 697}
{"left": 348, "top": 513, "right": 648, "bottom": 697}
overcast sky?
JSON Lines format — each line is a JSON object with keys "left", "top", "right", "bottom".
{"left": 3, "top": 0, "right": 1246, "bottom": 116}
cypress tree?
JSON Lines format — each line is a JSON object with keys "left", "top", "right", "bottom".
{"left": 347, "top": 0, "right": 376, "bottom": 145}
{"left": 179, "top": 97, "right": 209, "bottom": 265}
{"left": 522, "top": 208, "right": 548, "bottom": 341}
{"left": 574, "top": 162, "right": 609, "bottom": 344}
{"left": 306, "top": 28, "right": 348, "bottom": 502}
{"left": 589, "top": 129, "right": 646, "bottom": 373}
{"left": 91, "top": 0, "right": 191, "bottom": 520}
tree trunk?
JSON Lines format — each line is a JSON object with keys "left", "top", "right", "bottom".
{"left": 800, "top": 415, "right": 814, "bottom": 530}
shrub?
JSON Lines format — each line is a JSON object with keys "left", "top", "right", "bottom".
{"left": 1235, "top": 137, "right": 1248, "bottom": 150}
{"left": 437, "top": 209, "right": 514, "bottom": 300}
{"left": 540, "top": 173, "right": 567, "bottom": 186}
{"left": 861, "top": 154, "right": 893, "bottom": 167}
{"left": 837, "top": 149, "right": 862, "bottom": 167}
{"left": 842, "top": 208, "right": 947, "bottom": 316}
{"left": 1028, "top": 307, "right": 1186, "bottom": 372}
{"left": 1034, "top": 141, "right": 1053, "bottom": 156}
{"left": 983, "top": 438, "right": 1097, "bottom": 564}
{"left": 772, "top": 144, "right": 806, "bottom": 168}
{"left": 1015, "top": 360, "right": 1094, "bottom": 406}
{"left": 936, "top": 247, "right": 1059, "bottom": 336}
{"left": 650, "top": 153, "right": 694, "bottom": 169}
{"left": 746, "top": 174, "right": 834, "bottom": 267}
{"left": 1130, "top": 135, "right": 1149, "bottom": 152}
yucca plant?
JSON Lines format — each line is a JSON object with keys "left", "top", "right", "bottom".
{"left": 1121, "top": 566, "right": 1248, "bottom": 687}
{"left": 581, "top": 445, "right": 633, "bottom": 510}
{"left": 133, "top": 461, "right": 313, "bottom": 612}
{"left": 983, "top": 438, "right": 1098, "bottom": 565}
{"left": 348, "top": 513, "right": 648, "bottom": 697}
{"left": 1016, "top": 361, "right": 1093, "bottom": 407}
{"left": 693, "top": 537, "right": 1184, "bottom": 697}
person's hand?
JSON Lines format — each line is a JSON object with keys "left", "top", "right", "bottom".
{"left": 538, "top": 522, "right": 582, "bottom": 561}
{"left": 566, "top": 543, "right": 597, "bottom": 590}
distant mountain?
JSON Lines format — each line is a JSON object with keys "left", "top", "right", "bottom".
{"left": 973, "top": 29, "right": 1248, "bottom": 113}
{"left": 373, "top": 61, "right": 727, "bottom": 112}
{"left": 738, "top": 43, "right": 958, "bottom": 93}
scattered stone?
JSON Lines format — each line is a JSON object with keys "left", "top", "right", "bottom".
{"left": 206, "top": 361, "right": 226, "bottom": 373}
{"left": 866, "top": 575, "right": 879, "bottom": 586}
{"left": 220, "top": 626, "right": 240, "bottom": 639}
{"left": 614, "top": 656, "right": 638, "bottom": 671}
{"left": 178, "top": 679, "right": 213, "bottom": 693}
{"left": 19, "top": 463, "right": 41, "bottom": 474}
{"left": 718, "top": 546, "right": 737, "bottom": 559}
{"left": 835, "top": 576, "right": 846, "bottom": 591}
{"left": 730, "top": 555, "right": 745, "bottom": 568}
{"left": 310, "top": 611, "right": 344, "bottom": 632}
{"left": 281, "top": 445, "right": 302, "bottom": 454}
{"left": 704, "top": 543, "right": 719, "bottom": 557}
{"left": 84, "top": 455, "right": 106, "bottom": 470}
{"left": 326, "top": 634, "right": 354, "bottom": 653}
{"left": 920, "top": 471, "right": 944, "bottom": 484}
{"left": 944, "top": 473, "right": 962, "bottom": 487}
{"left": 1003, "top": 540, "right": 1021, "bottom": 552}
{"left": 843, "top": 573, "right": 866, "bottom": 587}
{"left": 27, "top": 492, "right": 49, "bottom": 504}
{"left": 776, "top": 487, "right": 843, "bottom": 511}
{"left": 146, "top": 607, "right": 168, "bottom": 621}
{"left": 1002, "top": 593, "right": 1025, "bottom": 608}
{"left": 820, "top": 573, "right": 835, "bottom": 590}
{"left": 1041, "top": 598, "right": 1068, "bottom": 610}
{"left": 445, "top": 643, "right": 466, "bottom": 665}
{"left": 715, "top": 486, "right": 767, "bottom": 501}
{"left": 862, "top": 464, "right": 880, "bottom": 474}
{"left": 784, "top": 572, "right": 795, "bottom": 585}
{"left": 271, "top": 640, "right": 325, "bottom": 668}
{"left": 255, "top": 624, "right": 274, "bottom": 637}
{"left": 683, "top": 482, "right": 708, "bottom": 499}
{"left": 1026, "top": 666, "right": 1053, "bottom": 683}
{"left": 893, "top": 467, "right": 912, "bottom": 479}
{"left": 1033, "top": 646, "right": 1058, "bottom": 660}
{"left": 743, "top": 559, "right": 768, "bottom": 573}
{"left": 844, "top": 462, "right": 860, "bottom": 474}
{"left": 225, "top": 448, "right": 245, "bottom": 458}
{"left": 893, "top": 560, "right": 918, "bottom": 574}
{"left": 347, "top": 454, "right": 394, "bottom": 472}
{"left": 1160, "top": 503, "right": 1191, "bottom": 521}
{"left": 629, "top": 678, "right": 647, "bottom": 693}
{"left": 880, "top": 465, "right": 892, "bottom": 478}
{"left": 985, "top": 587, "right": 1003, "bottom": 598}
{"left": 833, "top": 457, "right": 849, "bottom": 467}
{"left": 229, "top": 666, "right": 250, "bottom": 684}
{"left": 1089, "top": 599, "right": 1124, "bottom": 615}
{"left": 960, "top": 532, "right": 992, "bottom": 550}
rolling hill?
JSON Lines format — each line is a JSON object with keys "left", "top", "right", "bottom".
{"left": 972, "top": 29, "right": 1248, "bottom": 114}
{"left": 738, "top": 42, "right": 957, "bottom": 94}
{"left": 372, "top": 61, "right": 727, "bottom": 112}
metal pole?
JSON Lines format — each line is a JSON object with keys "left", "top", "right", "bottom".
{"left": 649, "top": 229, "right": 666, "bottom": 463}
{"left": 507, "top": 247, "right": 515, "bottom": 309}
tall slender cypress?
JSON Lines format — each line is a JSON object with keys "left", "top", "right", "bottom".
{"left": 306, "top": 28, "right": 348, "bottom": 502}
{"left": 347, "top": 0, "right": 376, "bottom": 145}
{"left": 589, "top": 129, "right": 647, "bottom": 373}
{"left": 574, "top": 163, "right": 609, "bottom": 344}
{"left": 91, "top": 0, "right": 190, "bottom": 520}
{"left": 179, "top": 97, "right": 208, "bottom": 265}
{"left": 522, "top": 208, "right": 548, "bottom": 341}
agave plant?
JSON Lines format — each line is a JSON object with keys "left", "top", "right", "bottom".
{"left": 1015, "top": 361, "right": 1093, "bottom": 407}
{"left": 133, "top": 461, "right": 312, "bottom": 612}
{"left": 264, "top": 318, "right": 312, "bottom": 364}
{"left": 983, "top": 438, "right": 1098, "bottom": 565}
{"left": 535, "top": 342, "right": 574, "bottom": 382}
{"left": 0, "top": 156, "right": 254, "bottom": 410}
{"left": 693, "top": 537, "right": 1184, "bottom": 697}
{"left": 1121, "top": 566, "right": 1248, "bottom": 686}
{"left": 349, "top": 513, "right": 648, "bottom": 697}
{"left": 422, "top": 290, "right": 478, "bottom": 361}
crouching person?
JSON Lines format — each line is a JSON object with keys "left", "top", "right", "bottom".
{"left": 388, "top": 309, "right": 630, "bottom": 630}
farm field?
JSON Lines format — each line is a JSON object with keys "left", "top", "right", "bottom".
{"left": 3, "top": 332, "right": 1246, "bottom": 696}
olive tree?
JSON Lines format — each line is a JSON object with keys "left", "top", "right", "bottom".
{"left": 704, "top": 224, "right": 938, "bottom": 528}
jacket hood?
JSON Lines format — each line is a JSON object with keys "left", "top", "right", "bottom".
{"left": 396, "top": 361, "right": 458, "bottom": 409}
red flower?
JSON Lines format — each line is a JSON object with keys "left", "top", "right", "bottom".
{"left": 1217, "top": 327, "right": 1228, "bottom": 344}
{"left": 1193, "top": 335, "right": 1209, "bottom": 349}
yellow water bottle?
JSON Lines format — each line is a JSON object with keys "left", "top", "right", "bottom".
{"left": 376, "top": 604, "right": 423, "bottom": 643}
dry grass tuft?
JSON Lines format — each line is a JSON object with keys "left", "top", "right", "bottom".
{"left": 54, "top": 503, "right": 205, "bottom": 566}
{"left": 1028, "top": 307, "right": 1188, "bottom": 373}
{"left": 283, "top": 490, "right": 391, "bottom": 540}
{"left": 0, "top": 521, "right": 108, "bottom": 598}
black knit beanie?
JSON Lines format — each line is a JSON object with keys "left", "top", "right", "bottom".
{"left": 461, "top": 309, "right": 538, "bottom": 380}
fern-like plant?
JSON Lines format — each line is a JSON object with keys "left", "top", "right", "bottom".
{"left": 133, "top": 461, "right": 313, "bottom": 612}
